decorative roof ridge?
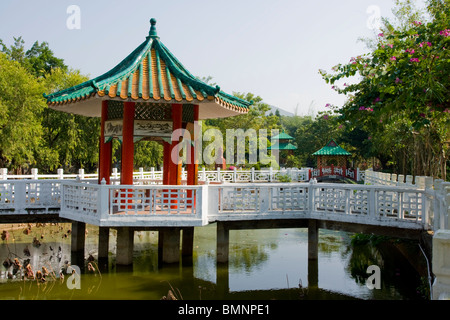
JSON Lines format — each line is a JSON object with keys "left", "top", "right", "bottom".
{"left": 217, "top": 90, "right": 253, "bottom": 108}
{"left": 155, "top": 40, "right": 220, "bottom": 97}
{"left": 44, "top": 18, "right": 251, "bottom": 112}
{"left": 44, "top": 37, "right": 153, "bottom": 100}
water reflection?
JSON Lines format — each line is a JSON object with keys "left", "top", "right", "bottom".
{"left": 0, "top": 223, "right": 428, "bottom": 300}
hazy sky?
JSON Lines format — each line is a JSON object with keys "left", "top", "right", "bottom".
{"left": 0, "top": 0, "right": 427, "bottom": 116}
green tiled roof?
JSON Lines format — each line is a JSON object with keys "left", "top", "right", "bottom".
{"left": 267, "top": 142, "right": 297, "bottom": 150}
{"left": 44, "top": 18, "right": 252, "bottom": 118}
{"left": 271, "top": 132, "right": 294, "bottom": 140}
{"left": 312, "top": 139, "right": 351, "bottom": 156}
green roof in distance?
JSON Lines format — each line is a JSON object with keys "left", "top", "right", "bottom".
{"left": 312, "top": 139, "right": 351, "bottom": 156}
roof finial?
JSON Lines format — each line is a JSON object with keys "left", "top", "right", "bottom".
{"left": 149, "top": 18, "right": 158, "bottom": 38}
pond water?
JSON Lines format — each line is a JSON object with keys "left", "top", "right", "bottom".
{"left": 0, "top": 223, "right": 429, "bottom": 300}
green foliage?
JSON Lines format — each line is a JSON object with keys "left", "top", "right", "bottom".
{"left": 0, "top": 37, "right": 99, "bottom": 173}
{"left": 0, "top": 53, "right": 45, "bottom": 170}
{"left": 134, "top": 141, "right": 163, "bottom": 170}
{"left": 320, "top": 0, "right": 450, "bottom": 179}
{"left": 205, "top": 92, "right": 281, "bottom": 168}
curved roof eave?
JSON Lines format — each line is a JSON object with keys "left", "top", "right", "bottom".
{"left": 44, "top": 19, "right": 251, "bottom": 118}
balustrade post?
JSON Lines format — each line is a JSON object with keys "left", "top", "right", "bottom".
{"left": 406, "top": 175, "right": 413, "bottom": 186}
{"left": 1, "top": 168, "right": 8, "bottom": 180}
{"left": 233, "top": 167, "right": 237, "bottom": 183}
{"left": 31, "top": 168, "right": 38, "bottom": 180}
{"left": 112, "top": 168, "right": 118, "bottom": 180}
{"left": 14, "top": 181, "right": 26, "bottom": 212}
{"left": 139, "top": 167, "right": 144, "bottom": 180}
{"left": 308, "top": 179, "right": 315, "bottom": 213}
{"left": 369, "top": 187, "right": 376, "bottom": 220}
{"left": 201, "top": 167, "right": 206, "bottom": 182}
{"left": 98, "top": 179, "right": 110, "bottom": 220}
{"left": 57, "top": 168, "right": 64, "bottom": 179}
{"left": 251, "top": 167, "right": 255, "bottom": 182}
{"left": 150, "top": 167, "right": 155, "bottom": 180}
{"left": 269, "top": 167, "right": 273, "bottom": 182}
{"left": 397, "top": 175, "right": 405, "bottom": 186}
{"left": 78, "top": 168, "right": 85, "bottom": 180}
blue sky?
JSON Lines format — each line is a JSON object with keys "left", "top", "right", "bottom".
{"left": 0, "top": 0, "right": 427, "bottom": 116}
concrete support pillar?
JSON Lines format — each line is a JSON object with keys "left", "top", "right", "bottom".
{"left": 308, "top": 219, "right": 319, "bottom": 261}
{"left": 98, "top": 227, "right": 110, "bottom": 259}
{"left": 116, "top": 227, "right": 134, "bottom": 265}
{"left": 308, "top": 220, "right": 319, "bottom": 287}
{"left": 160, "top": 228, "right": 181, "bottom": 264}
{"left": 217, "top": 222, "right": 229, "bottom": 264}
{"left": 216, "top": 260, "right": 230, "bottom": 299}
{"left": 182, "top": 227, "right": 194, "bottom": 257}
{"left": 432, "top": 230, "right": 450, "bottom": 299}
{"left": 71, "top": 221, "right": 86, "bottom": 254}
{"left": 71, "top": 222, "right": 86, "bottom": 268}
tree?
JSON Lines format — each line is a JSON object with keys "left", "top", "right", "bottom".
{"left": 0, "top": 53, "right": 46, "bottom": 171}
{"left": 205, "top": 92, "right": 281, "bottom": 168}
{"left": 320, "top": 0, "right": 450, "bottom": 179}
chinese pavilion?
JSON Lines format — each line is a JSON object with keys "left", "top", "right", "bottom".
{"left": 312, "top": 139, "right": 351, "bottom": 168}
{"left": 268, "top": 131, "right": 297, "bottom": 165}
{"left": 44, "top": 18, "right": 251, "bottom": 188}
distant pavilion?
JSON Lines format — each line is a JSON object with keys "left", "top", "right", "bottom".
{"left": 312, "top": 139, "right": 351, "bottom": 168}
{"left": 268, "top": 131, "right": 297, "bottom": 165}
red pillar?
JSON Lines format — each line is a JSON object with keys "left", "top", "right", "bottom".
{"left": 187, "top": 105, "right": 199, "bottom": 207}
{"left": 169, "top": 104, "right": 183, "bottom": 186}
{"left": 121, "top": 102, "right": 135, "bottom": 185}
{"left": 163, "top": 141, "right": 171, "bottom": 185}
{"left": 99, "top": 100, "right": 112, "bottom": 184}
{"left": 169, "top": 104, "right": 183, "bottom": 209}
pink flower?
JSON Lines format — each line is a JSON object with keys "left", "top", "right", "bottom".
{"left": 405, "top": 48, "right": 415, "bottom": 54}
{"left": 444, "top": 108, "right": 450, "bottom": 113}
{"left": 365, "top": 107, "right": 373, "bottom": 112}
{"left": 323, "top": 115, "right": 329, "bottom": 120}
{"left": 390, "top": 56, "right": 397, "bottom": 61}
{"left": 368, "top": 136, "right": 372, "bottom": 140}
{"left": 325, "top": 103, "right": 331, "bottom": 108}
{"left": 378, "top": 33, "right": 384, "bottom": 37}
{"left": 413, "top": 21, "right": 422, "bottom": 26}
{"left": 359, "top": 106, "right": 366, "bottom": 110}
{"left": 410, "top": 58, "right": 420, "bottom": 62}
{"left": 440, "top": 29, "right": 450, "bottom": 37}
{"left": 387, "top": 44, "right": 394, "bottom": 48}
{"left": 395, "top": 77, "right": 402, "bottom": 84}
{"left": 419, "top": 113, "right": 426, "bottom": 118}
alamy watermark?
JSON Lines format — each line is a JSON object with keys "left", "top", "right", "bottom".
{"left": 169, "top": 123, "right": 279, "bottom": 167}
{"left": 366, "top": 265, "right": 381, "bottom": 289}
{"left": 66, "top": 5, "right": 81, "bottom": 30}
{"left": 66, "top": 265, "right": 81, "bottom": 290}
{"left": 366, "top": 5, "right": 382, "bottom": 31}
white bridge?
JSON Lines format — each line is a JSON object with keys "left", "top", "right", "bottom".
{"left": 1, "top": 167, "right": 450, "bottom": 299}
{"left": 0, "top": 168, "right": 446, "bottom": 231}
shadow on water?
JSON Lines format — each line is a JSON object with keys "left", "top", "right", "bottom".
{"left": 0, "top": 223, "right": 429, "bottom": 300}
